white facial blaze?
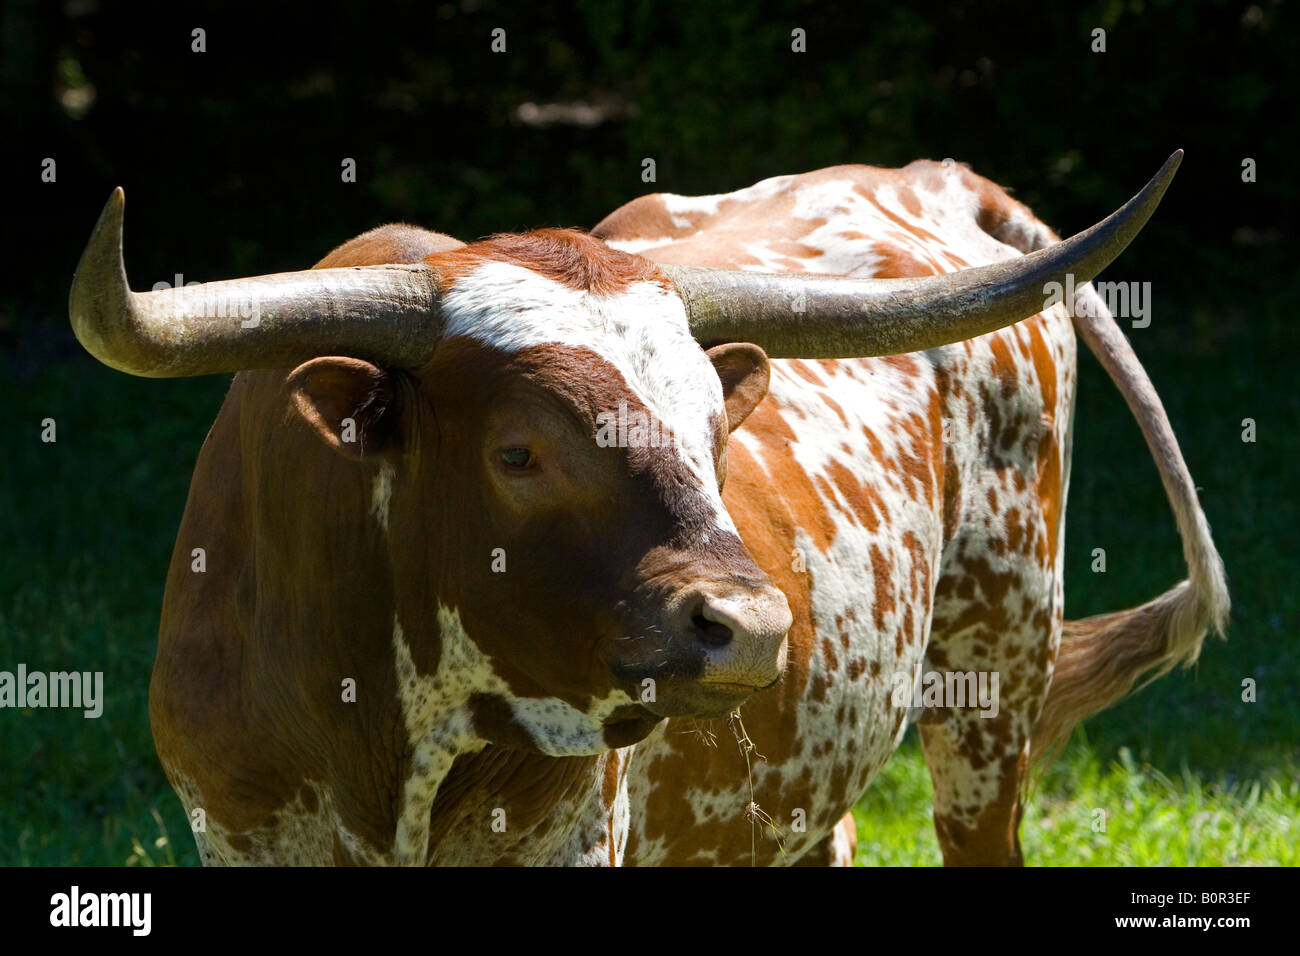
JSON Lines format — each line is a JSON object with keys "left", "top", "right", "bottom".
{"left": 439, "top": 262, "right": 737, "bottom": 537}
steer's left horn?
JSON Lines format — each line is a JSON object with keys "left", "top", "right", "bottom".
{"left": 69, "top": 188, "right": 445, "bottom": 377}
{"left": 663, "top": 151, "right": 1182, "bottom": 358}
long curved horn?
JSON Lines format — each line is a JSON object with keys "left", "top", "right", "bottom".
{"left": 69, "top": 188, "right": 445, "bottom": 377}
{"left": 663, "top": 151, "right": 1182, "bottom": 358}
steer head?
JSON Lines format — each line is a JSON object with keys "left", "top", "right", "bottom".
{"left": 68, "top": 154, "right": 1181, "bottom": 757}
{"left": 289, "top": 231, "right": 794, "bottom": 750}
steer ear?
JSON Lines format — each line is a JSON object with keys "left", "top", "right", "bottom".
{"left": 706, "top": 343, "right": 770, "bottom": 433}
{"left": 288, "top": 357, "right": 403, "bottom": 460}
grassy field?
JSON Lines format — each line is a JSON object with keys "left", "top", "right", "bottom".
{"left": 854, "top": 739, "right": 1300, "bottom": 866}
{"left": 2, "top": 269, "right": 1296, "bottom": 867}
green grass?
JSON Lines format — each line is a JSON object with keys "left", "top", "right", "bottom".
{"left": 854, "top": 737, "right": 1299, "bottom": 866}
{"left": 2, "top": 268, "right": 1296, "bottom": 866}
{"left": 0, "top": 357, "right": 227, "bottom": 867}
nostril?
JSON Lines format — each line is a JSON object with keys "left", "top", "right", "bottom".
{"left": 691, "top": 613, "right": 733, "bottom": 648}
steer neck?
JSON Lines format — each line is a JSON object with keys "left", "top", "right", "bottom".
{"left": 389, "top": 611, "right": 631, "bottom": 864}
{"left": 390, "top": 612, "right": 483, "bottom": 864}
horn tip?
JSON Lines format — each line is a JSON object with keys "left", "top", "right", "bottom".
{"left": 70, "top": 186, "right": 133, "bottom": 368}
{"left": 1150, "top": 150, "right": 1182, "bottom": 192}
{"left": 101, "top": 186, "right": 126, "bottom": 234}
{"left": 79, "top": 187, "right": 127, "bottom": 265}
{"left": 1135, "top": 150, "right": 1183, "bottom": 212}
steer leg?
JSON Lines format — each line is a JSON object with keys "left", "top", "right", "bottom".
{"left": 918, "top": 318, "right": 1070, "bottom": 865}
{"left": 918, "top": 576, "right": 1059, "bottom": 866}
{"left": 917, "top": 707, "right": 1032, "bottom": 866}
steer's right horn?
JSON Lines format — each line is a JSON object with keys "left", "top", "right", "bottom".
{"left": 69, "top": 188, "right": 445, "bottom": 377}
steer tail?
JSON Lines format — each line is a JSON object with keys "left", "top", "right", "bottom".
{"left": 1031, "top": 284, "right": 1229, "bottom": 764}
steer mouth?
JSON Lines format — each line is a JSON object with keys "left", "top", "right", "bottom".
{"left": 642, "top": 675, "right": 781, "bottom": 721}
{"left": 597, "top": 675, "right": 776, "bottom": 745}
{"left": 601, "top": 704, "right": 666, "bottom": 748}
{"left": 605, "top": 632, "right": 788, "bottom": 723}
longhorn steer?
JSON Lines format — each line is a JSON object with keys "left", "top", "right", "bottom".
{"left": 69, "top": 152, "right": 1226, "bottom": 865}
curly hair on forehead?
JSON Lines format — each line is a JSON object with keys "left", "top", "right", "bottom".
{"left": 432, "top": 228, "right": 669, "bottom": 296}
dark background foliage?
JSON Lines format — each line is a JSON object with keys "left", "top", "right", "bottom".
{"left": 2, "top": 0, "right": 1296, "bottom": 864}
{"left": 3, "top": 0, "right": 1295, "bottom": 312}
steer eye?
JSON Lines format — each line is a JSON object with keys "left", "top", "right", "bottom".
{"left": 499, "top": 447, "right": 535, "bottom": 471}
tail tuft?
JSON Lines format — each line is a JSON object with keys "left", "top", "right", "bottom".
{"left": 1032, "top": 577, "right": 1226, "bottom": 763}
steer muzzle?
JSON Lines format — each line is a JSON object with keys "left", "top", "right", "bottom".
{"left": 609, "top": 579, "right": 792, "bottom": 719}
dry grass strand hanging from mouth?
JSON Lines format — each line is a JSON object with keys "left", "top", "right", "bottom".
{"left": 728, "top": 709, "right": 785, "bottom": 865}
